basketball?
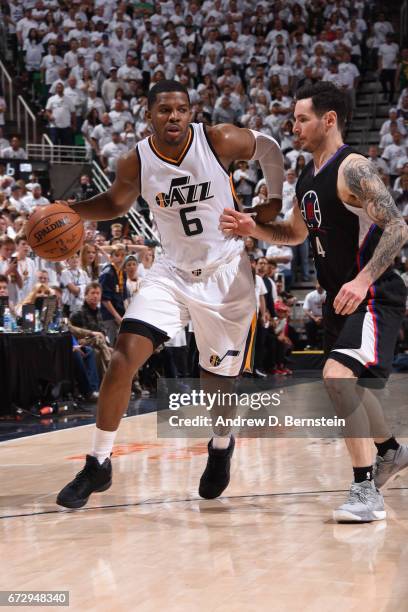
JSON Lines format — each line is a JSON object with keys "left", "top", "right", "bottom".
{"left": 25, "top": 203, "right": 84, "bottom": 262}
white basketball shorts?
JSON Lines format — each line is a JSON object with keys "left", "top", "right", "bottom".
{"left": 121, "top": 251, "right": 257, "bottom": 377}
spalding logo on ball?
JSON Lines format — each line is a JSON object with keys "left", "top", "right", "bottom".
{"left": 25, "top": 202, "right": 84, "bottom": 262}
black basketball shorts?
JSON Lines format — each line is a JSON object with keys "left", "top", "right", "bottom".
{"left": 323, "top": 274, "right": 407, "bottom": 380}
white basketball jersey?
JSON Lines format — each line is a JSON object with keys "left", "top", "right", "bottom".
{"left": 137, "top": 122, "right": 243, "bottom": 271}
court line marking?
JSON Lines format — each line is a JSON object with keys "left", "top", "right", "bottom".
{"left": 1, "top": 487, "right": 407, "bottom": 520}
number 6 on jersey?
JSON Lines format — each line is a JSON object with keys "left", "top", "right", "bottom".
{"left": 180, "top": 206, "right": 203, "bottom": 236}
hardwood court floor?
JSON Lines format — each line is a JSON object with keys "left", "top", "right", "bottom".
{"left": 1, "top": 398, "right": 408, "bottom": 611}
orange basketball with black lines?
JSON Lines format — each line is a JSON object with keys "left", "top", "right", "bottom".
{"left": 25, "top": 203, "right": 84, "bottom": 262}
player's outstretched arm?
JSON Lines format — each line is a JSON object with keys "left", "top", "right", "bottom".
{"left": 220, "top": 204, "right": 308, "bottom": 246}
{"left": 208, "top": 124, "right": 284, "bottom": 222}
{"left": 69, "top": 151, "right": 140, "bottom": 221}
{"left": 340, "top": 155, "right": 408, "bottom": 285}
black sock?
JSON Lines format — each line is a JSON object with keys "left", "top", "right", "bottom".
{"left": 353, "top": 465, "right": 373, "bottom": 483}
{"left": 375, "top": 437, "right": 400, "bottom": 457}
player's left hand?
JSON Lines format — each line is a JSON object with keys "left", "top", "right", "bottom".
{"left": 333, "top": 277, "right": 370, "bottom": 315}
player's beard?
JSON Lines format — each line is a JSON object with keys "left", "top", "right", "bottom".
{"left": 162, "top": 126, "right": 189, "bottom": 146}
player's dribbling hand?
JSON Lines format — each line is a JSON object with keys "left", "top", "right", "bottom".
{"left": 219, "top": 208, "right": 256, "bottom": 237}
{"left": 333, "top": 277, "right": 370, "bottom": 316}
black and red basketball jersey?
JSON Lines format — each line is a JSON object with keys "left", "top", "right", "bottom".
{"left": 295, "top": 145, "right": 393, "bottom": 296}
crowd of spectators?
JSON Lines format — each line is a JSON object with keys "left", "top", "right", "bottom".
{"left": 0, "top": 0, "right": 408, "bottom": 388}
{"left": 0, "top": 201, "right": 161, "bottom": 397}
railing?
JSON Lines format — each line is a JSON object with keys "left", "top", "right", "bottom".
{"left": 0, "top": 59, "right": 13, "bottom": 121}
{"left": 41, "top": 132, "right": 53, "bottom": 152}
{"left": 91, "top": 161, "right": 159, "bottom": 243}
{"left": 27, "top": 142, "right": 88, "bottom": 163}
{"left": 17, "top": 96, "right": 36, "bottom": 144}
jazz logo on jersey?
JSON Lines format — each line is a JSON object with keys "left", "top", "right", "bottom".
{"left": 156, "top": 176, "right": 214, "bottom": 208}
{"left": 210, "top": 350, "right": 240, "bottom": 367}
{"left": 300, "top": 190, "right": 321, "bottom": 229}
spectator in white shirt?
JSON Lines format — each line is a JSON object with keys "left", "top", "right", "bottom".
{"left": 323, "top": 61, "right": 346, "bottom": 89}
{"left": 60, "top": 253, "right": 90, "bottom": 315}
{"left": 64, "top": 76, "right": 86, "bottom": 131}
{"left": 8, "top": 184, "right": 31, "bottom": 214}
{"left": 367, "top": 145, "right": 390, "bottom": 174}
{"left": 285, "top": 138, "right": 312, "bottom": 169}
{"left": 1, "top": 136, "right": 27, "bottom": 160}
{"left": 90, "top": 112, "right": 114, "bottom": 158}
{"left": 15, "top": 234, "right": 37, "bottom": 302}
{"left": 281, "top": 168, "right": 297, "bottom": 219}
{"left": 101, "top": 131, "right": 128, "bottom": 179}
{"left": 40, "top": 44, "right": 64, "bottom": 89}
{"left": 338, "top": 51, "right": 360, "bottom": 106}
{"left": 382, "top": 132, "right": 408, "bottom": 177}
{"left": 16, "top": 8, "right": 37, "bottom": 46}
{"left": 69, "top": 55, "right": 87, "bottom": 84}
{"left": 380, "top": 108, "right": 407, "bottom": 138}
{"left": 77, "top": 36, "right": 95, "bottom": 68}
{"left": 48, "top": 66, "right": 69, "bottom": 96}
{"left": 373, "top": 12, "right": 394, "bottom": 45}
{"left": 23, "top": 29, "right": 44, "bottom": 73}
{"left": 265, "top": 244, "right": 293, "bottom": 289}
{"left": 22, "top": 184, "right": 50, "bottom": 210}
{"left": 101, "top": 67, "right": 124, "bottom": 107}
{"left": 45, "top": 83, "right": 75, "bottom": 145}
{"left": 86, "top": 87, "right": 105, "bottom": 118}
{"left": 117, "top": 54, "right": 143, "bottom": 94}
{"left": 303, "top": 283, "right": 327, "bottom": 349}
{"left": 269, "top": 52, "right": 293, "bottom": 89}
{"left": 64, "top": 38, "right": 80, "bottom": 69}
{"left": 233, "top": 160, "right": 256, "bottom": 207}
{"left": 108, "top": 99, "right": 133, "bottom": 133}
{"left": 378, "top": 33, "right": 399, "bottom": 103}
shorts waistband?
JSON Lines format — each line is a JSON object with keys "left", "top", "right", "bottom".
{"left": 168, "top": 250, "right": 243, "bottom": 280}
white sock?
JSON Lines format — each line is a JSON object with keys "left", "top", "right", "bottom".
{"left": 91, "top": 427, "right": 117, "bottom": 464}
{"left": 212, "top": 434, "right": 231, "bottom": 450}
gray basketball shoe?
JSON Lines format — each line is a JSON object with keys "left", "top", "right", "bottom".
{"left": 374, "top": 444, "right": 408, "bottom": 491}
{"left": 333, "top": 480, "right": 386, "bottom": 523}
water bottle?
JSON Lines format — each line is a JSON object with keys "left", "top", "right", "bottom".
{"left": 10, "top": 311, "right": 17, "bottom": 332}
{"left": 35, "top": 310, "right": 42, "bottom": 332}
{"left": 3, "top": 308, "right": 11, "bottom": 332}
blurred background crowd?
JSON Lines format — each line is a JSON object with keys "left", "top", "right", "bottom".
{"left": 0, "top": 0, "right": 407, "bottom": 400}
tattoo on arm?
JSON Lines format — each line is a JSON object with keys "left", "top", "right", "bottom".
{"left": 254, "top": 220, "right": 297, "bottom": 246}
{"left": 343, "top": 157, "right": 408, "bottom": 282}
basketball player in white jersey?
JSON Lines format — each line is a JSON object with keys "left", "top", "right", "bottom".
{"left": 56, "top": 80, "right": 284, "bottom": 509}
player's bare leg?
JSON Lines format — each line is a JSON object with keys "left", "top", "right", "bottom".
{"left": 96, "top": 334, "right": 154, "bottom": 431}
{"left": 323, "top": 359, "right": 386, "bottom": 522}
{"left": 199, "top": 368, "right": 236, "bottom": 499}
{"left": 56, "top": 334, "right": 154, "bottom": 508}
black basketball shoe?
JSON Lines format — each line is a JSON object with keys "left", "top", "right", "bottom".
{"left": 56, "top": 455, "right": 112, "bottom": 509}
{"left": 199, "top": 436, "right": 235, "bottom": 499}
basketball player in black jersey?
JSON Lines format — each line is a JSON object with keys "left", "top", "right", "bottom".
{"left": 220, "top": 82, "right": 408, "bottom": 523}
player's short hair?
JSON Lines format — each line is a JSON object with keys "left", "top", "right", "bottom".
{"left": 147, "top": 79, "right": 190, "bottom": 109}
{"left": 295, "top": 81, "right": 350, "bottom": 131}
{"left": 0, "top": 274, "right": 8, "bottom": 284}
